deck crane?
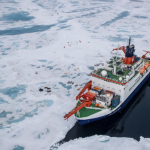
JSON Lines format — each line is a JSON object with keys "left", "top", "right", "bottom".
{"left": 142, "top": 50, "right": 150, "bottom": 59}
{"left": 76, "top": 80, "right": 92, "bottom": 100}
{"left": 112, "top": 37, "right": 131, "bottom": 54}
{"left": 112, "top": 46, "right": 126, "bottom": 54}
{"left": 64, "top": 80, "right": 97, "bottom": 120}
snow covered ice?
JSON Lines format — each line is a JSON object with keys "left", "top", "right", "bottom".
{"left": 57, "top": 135, "right": 150, "bottom": 150}
{"left": 0, "top": 0, "right": 150, "bottom": 149}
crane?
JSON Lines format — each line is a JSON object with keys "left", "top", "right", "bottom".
{"left": 64, "top": 99, "right": 92, "bottom": 120}
{"left": 76, "top": 80, "right": 92, "bottom": 100}
{"left": 112, "top": 46, "right": 126, "bottom": 54}
{"left": 64, "top": 80, "right": 97, "bottom": 120}
{"left": 142, "top": 50, "right": 150, "bottom": 58}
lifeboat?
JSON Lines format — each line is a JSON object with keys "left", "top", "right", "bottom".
{"left": 144, "top": 63, "right": 149, "bottom": 69}
{"left": 140, "top": 68, "right": 145, "bottom": 74}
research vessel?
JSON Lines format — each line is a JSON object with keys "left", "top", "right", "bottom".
{"left": 64, "top": 37, "right": 150, "bottom": 125}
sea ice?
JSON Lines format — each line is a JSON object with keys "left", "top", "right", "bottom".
{"left": 0, "top": 0, "right": 150, "bottom": 150}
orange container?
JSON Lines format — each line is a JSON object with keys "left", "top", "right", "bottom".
{"left": 93, "top": 86, "right": 102, "bottom": 91}
{"left": 140, "top": 68, "right": 145, "bottom": 74}
{"left": 105, "top": 90, "right": 115, "bottom": 96}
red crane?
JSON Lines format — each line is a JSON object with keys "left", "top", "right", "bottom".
{"left": 64, "top": 80, "right": 97, "bottom": 120}
{"left": 142, "top": 50, "right": 150, "bottom": 58}
{"left": 112, "top": 46, "right": 126, "bottom": 54}
{"left": 76, "top": 80, "right": 92, "bottom": 100}
{"left": 64, "top": 99, "right": 91, "bottom": 120}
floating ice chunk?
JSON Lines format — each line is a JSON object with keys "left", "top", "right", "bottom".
{"left": 98, "top": 135, "right": 110, "bottom": 142}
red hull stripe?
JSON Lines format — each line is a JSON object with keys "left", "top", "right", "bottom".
{"left": 91, "top": 73, "right": 127, "bottom": 85}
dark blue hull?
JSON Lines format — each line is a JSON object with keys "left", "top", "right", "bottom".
{"left": 77, "top": 73, "right": 150, "bottom": 125}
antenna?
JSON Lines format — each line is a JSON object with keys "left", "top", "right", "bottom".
{"left": 129, "top": 36, "right": 131, "bottom": 46}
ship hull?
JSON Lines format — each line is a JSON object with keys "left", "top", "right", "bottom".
{"left": 76, "top": 73, "right": 150, "bottom": 125}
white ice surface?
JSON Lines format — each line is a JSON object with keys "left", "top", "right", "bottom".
{"left": 0, "top": 0, "right": 150, "bottom": 150}
{"left": 58, "top": 135, "right": 150, "bottom": 150}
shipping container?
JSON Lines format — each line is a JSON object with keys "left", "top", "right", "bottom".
{"left": 112, "top": 95, "right": 120, "bottom": 107}
{"left": 91, "top": 86, "right": 103, "bottom": 95}
{"left": 135, "top": 57, "right": 140, "bottom": 61}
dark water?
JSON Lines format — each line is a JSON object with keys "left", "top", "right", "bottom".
{"left": 50, "top": 78, "right": 150, "bottom": 149}
{"left": 63, "top": 78, "right": 150, "bottom": 142}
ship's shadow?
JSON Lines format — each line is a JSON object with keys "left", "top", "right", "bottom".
{"left": 63, "top": 77, "right": 150, "bottom": 142}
